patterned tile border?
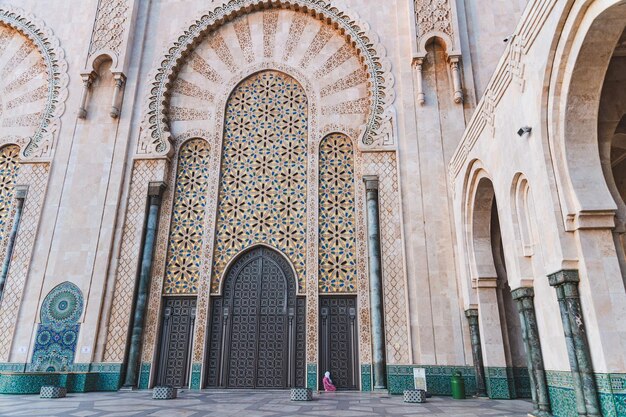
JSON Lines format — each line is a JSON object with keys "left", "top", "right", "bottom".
{"left": 0, "top": 364, "right": 122, "bottom": 394}
{"left": 545, "top": 370, "right": 626, "bottom": 417}
{"left": 307, "top": 363, "right": 317, "bottom": 390}
{"left": 386, "top": 365, "right": 476, "bottom": 396}
{"left": 485, "top": 367, "right": 515, "bottom": 400}
{"left": 360, "top": 364, "right": 372, "bottom": 392}
{"left": 190, "top": 363, "right": 202, "bottom": 390}
{"left": 138, "top": 362, "right": 150, "bottom": 389}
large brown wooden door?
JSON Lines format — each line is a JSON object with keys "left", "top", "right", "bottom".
{"left": 156, "top": 297, "right": 196, "bottom": 387}
{"left": 319, "top": 296, "right": 358, "bottom": 390}
{"left": 206, "top": 246, "right": 305, "bottom": 388}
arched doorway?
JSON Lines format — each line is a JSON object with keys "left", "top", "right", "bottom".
{"left": 206, "top": 246, "right": 305, "bottom": 388}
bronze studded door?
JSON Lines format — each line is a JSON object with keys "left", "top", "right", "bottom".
{"left": 156, "top": 297, "right": 196, "bottom": 388}
{"left": 319, "top": 296, "right": 358, "bottom": 390}
{"left": 206, "top": 247, "right": 305, "bottom": 388}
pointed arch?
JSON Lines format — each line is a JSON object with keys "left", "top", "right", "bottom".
{"left": 211, "top": 70, "right": 308, "bottom": 293}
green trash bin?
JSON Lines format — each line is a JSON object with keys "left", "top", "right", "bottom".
{"left": 451, "top": 371, "right": 465, "bottom": 399}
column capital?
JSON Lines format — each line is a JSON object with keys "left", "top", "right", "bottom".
{"left": 464, "top": 308, "right": 478, "bottom": 318}
{"left": 547, "top": 269, "right": 579, "bottom": 287}
{"left": 363, "top": 175, "right": 379, "bottom": 191}
{"left": 476, "top": 277, "right": 498, "bottom": 288}
{"left": 448, "top": 54, "right": 461, "bottom": 65}
{"left": 148, "top": 181, "right": 167, "bottom": 197}
{"left": 511, "top": 286, "right": 534, "bottom": 301}
{"left": 14, "top": 185, "right": 29, "bottom": 200}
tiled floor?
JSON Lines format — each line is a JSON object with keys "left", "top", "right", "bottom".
{"left": 0, "top": 389, "right": 533, "bottom": 417}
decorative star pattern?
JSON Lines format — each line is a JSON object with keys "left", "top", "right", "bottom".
{"left": 163, "top": 139, "right": 211, "bottom": 294}
{"left": 0, "top": 146, "right": 20, "bottom": 245}
{"left": 212, "top": 71, "right": 308, "bottom": 293}
{"left": 319, "top": 134, "right": 356, "bottom": 293}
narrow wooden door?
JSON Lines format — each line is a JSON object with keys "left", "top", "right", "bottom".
{"left": 156, "top": 297, "right": 196, "bottom": 387}
{"left": 319, "top": 296, "right": 358, "bottom": 390}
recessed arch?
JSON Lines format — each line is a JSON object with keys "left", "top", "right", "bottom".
{"left": 216, "top": 242, "right": 299, "bottom": 297}
{"left": 546, "top": 0, "right": 626, "bottom": 227}
{"left": 0, "top": 5, "right": 69, "bottom": 158}
{"left": 139, "top": 0, "right": 395, "bottom": 156}
{"left": 211, "top": 69, "right": 309, "bottom": 294}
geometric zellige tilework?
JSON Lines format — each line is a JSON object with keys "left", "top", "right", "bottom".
{"left": 364, "top": 152, "right": 409, "bottom": 364}
{"left": 163, "top": 139, "right": 210, "bottom": 294}
{"left": 104, "top": 160, "right": 160, "bottom": 362}
{"left": 212, "top": 70, "right": 307, "bottom": 293}
{"left": 0, "top": 163, "right": 49, "bottom": 361}
{"left": 319, "top": 134, "right": 356, "bottom": 293}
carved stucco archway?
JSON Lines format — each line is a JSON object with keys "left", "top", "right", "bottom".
{"left": 103, "top": 1, "right": 409, "bottom": 388}
{"left": 137, "top": 0, "right": 396, "bottom": 156}
{"left": 0, "top": 5, "right": 68, "bottom": 159}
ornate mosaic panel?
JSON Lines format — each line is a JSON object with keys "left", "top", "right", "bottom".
{"left": 163, "top": 139, "right": 211, "bottom": 294}
{"left": 318, "top": 134, "right": 356, "bottom": 293}
{"left": 0, "top": 146, "right": 19, "bottom": 249}
{"left": 31, "top": 282, "right": 84, "bottom": 372}
{"left": 212, "top": 71, "right": 308, "bottom": 293}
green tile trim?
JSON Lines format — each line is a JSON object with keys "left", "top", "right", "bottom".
{"left": 360, "top": 364, "right": 372, "bottom": 392}
{"left": 89, "top": 363, "right": 122, "bottom": 373}
{"left": 0, "top": 363, "right": 25, "bottom": 372}
{"left": 307, "top": 363, "right": 317, "bottom": 390}
{"left": 138, "top": 362, "right": 150, "bottom": 390}
{"left": 545, "top": 370, "right": 626, "bottom": 416}
{"left": 0, "top": 362, "right": 123, "bottom": 394}
{"left": 71, "top": 363, "right": 90, "bottom": 372}
{"left": 386, "top": 365, "right": 476, "bottom": 396}
{"left": 513, "top": 367, "right": 531, "bottom": 399}
{"left": 190, "top": 363, "right": 202, "bottom": 390}
{"left": 485, "top": 367, "right": 515, "bottom": 399}
{"left": 548, "top": 385, "right": 577, "bottom": 417}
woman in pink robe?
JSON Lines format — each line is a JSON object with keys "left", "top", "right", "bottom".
{"left": 323, "top": 371, "right": 336, "bottom": 391}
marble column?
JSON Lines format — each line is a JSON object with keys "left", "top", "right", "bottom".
{"left": 123, "top": 182, "right": 166, "bottom": 388}
{"left": 364, "top": 175, "right": 387, "bottom": 390}
{"left": 548, "top": 270, "right": 600, "bottom": 417}
{"left": 512, "top": 287, "right": 552, "bottom": 416}
{"left": 0, "top": 186, "right": 27, "bottom": 301}
{"left": 465, "top": 309, "right": 487, "bottom": 397}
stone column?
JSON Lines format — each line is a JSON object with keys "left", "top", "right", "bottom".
{"left": 512, "top": 287, "right": 552, "bottom": 416}
{"left": 0, "top": 186, "right": 27, "bottom": 300}
{"left": 548, "top": 270, "right": 600, "bottom": 417}
{"left": 465, "top": 309, "right": 487, "bottom": 397}
{"left": 364, "top": 175, "right": 387, "bottom": 390}
{"left": 123, "top": 182, "right": 166, "bottom": 388}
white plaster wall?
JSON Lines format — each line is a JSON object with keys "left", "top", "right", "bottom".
{"left": 461, "top": 0, "right": 527, "bottom": 99}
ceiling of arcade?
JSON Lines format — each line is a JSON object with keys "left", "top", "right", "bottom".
{"left": 168, "top": 8, "right": 371, "bottom": 146}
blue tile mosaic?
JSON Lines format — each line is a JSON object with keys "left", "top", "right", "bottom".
{"left": 31, "top": 282, "right": 84, "bottom": 372}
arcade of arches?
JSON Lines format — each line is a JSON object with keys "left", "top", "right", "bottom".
{"left": 0, "top": 1, "right": 625, "bottom": 417}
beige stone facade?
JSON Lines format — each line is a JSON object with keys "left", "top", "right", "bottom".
{"left": 0, "top": 0, "right": 623, "bottom": 414}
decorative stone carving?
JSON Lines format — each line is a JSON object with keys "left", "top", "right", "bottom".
{"left": 0, "top": 6, "right": 69, "bottom": 159}
{"left": 138, "top": 0, "right": 396, "bottom": 156}
{"left": 414, "top": 0, "right": 454, "bottom": 44}
{"left": 87, "top": 0, "right": 130, "bottom": 60}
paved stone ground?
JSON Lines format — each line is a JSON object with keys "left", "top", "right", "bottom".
{"left": 0, "top": 389, "right": 533, "bottom": 417}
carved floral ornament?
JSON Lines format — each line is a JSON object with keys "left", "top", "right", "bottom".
{"left": 138, "top": 0, "right": 396, "bottom": 157}
{"left": 0, "top": 6, "right": 69, "bottom": 159}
